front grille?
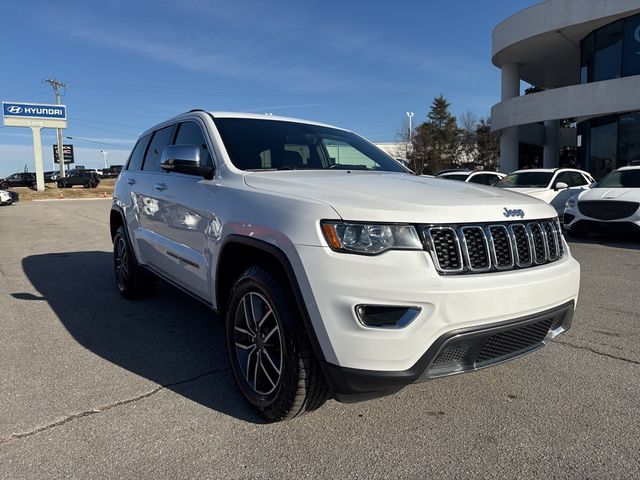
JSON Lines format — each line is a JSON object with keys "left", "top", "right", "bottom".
{"left": 424, "top": 218, "right": 564, "bottom": 275}
{"left": 475, "top": 317, "right": 554, "bottom": 365}
{"left": 428, "top": 315, "right": 558, "bottom": 378}
{"left": 578, "top": 200, "right": 640, "bottom": 220}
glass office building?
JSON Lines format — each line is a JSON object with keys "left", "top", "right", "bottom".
{"left": 578, "top": 13, "right": 640, "bottom": 178}
{"left": 492, "top": 1, "right": 640, "bottom": 177}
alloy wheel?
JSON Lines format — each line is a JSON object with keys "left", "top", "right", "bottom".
{"left": 233, "top": 292, "right": 284, "bottom": 396}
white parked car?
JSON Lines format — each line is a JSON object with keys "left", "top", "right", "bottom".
{"left": 0, "top": 189, "right": 19, "bottom": 206}
{"left": 564, "top": 165, "right": 640, "bottom": 237}
{"left": 110, "top": 111, "right": 580, "bottom": 421}
{"left": 435, "top": 169, "right": 506, "bottom": 186}
{"left": 495, "top": 168, "right": 595, "bottom": 214}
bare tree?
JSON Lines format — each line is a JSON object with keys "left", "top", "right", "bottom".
{"left": 459, "top": 110, "right": 478, "bottom": 166}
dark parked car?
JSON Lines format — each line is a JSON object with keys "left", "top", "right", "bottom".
{"left": 57, "top": 170, "right": 100, "bottom": 188}
{"left": 102, "top": 165, "right": 123, "bottom": 178}
{"left": 44, "top": 171, "right": 60, "bottom": 183}
{"left": 0, "top": 172, "right": 36, "bottom": 190}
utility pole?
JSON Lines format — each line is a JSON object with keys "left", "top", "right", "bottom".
{"left": 45, "top": 78, "right": 68, "bottom": 178}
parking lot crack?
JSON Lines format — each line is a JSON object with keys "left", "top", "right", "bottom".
{"left": 556, "top": 339, "right": 640, "bottom": 366}
{"left": 0, "top": 368, "right": 229, "bottom": 445}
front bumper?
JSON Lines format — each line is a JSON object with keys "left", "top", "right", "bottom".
{"left": 324, "top": 301, "right": 574, "bottom": 401}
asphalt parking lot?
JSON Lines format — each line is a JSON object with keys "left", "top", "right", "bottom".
{"left": 1, "top": 200, "right": 639, "bottom": 479}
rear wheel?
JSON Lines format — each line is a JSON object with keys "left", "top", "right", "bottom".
{"left": 226, "top": 265, "right": 328, "bottom": 422}
{"left": 57, "top": 181, "right": 65, "bottom": 189}
{"left": 113, "top": 225, "right": 155, "bottom": 299}
{"left": 83, "top": 181, "right": 91, "bottom": 189}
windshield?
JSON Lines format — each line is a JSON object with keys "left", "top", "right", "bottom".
{"left": 494, "top": 172, "right": 554, "bottom": 188}
{"left": 597, "top": 169, "right": 640, "bottom": 188}
{"left": 214, "top": 118, "right": 409, "bottom": 173}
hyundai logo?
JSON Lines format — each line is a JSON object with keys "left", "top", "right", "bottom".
{"left": 503, "top": 208, "right": 525, "bottom": 218}
{"left": 7, "top": 106, "right": 23, "bottom": 114}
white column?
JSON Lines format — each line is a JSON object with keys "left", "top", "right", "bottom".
{"left": 499, "top": 63, "right": 520, "bottom": 172}
{"left": 30, "top": 126, "right": 45, "bottom": 192}
{"left": 501, "top": 63, "right": 520, "bottom": 101}
{"left": 543, "top": 119, "right": 561, "bottom": 168}
{"left": 500, "top": 127, "right": 520, "bottom": 173}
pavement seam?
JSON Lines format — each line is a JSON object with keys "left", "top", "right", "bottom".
{"left": 555, "top": 339, "right": 640, "bottom": 366}
{"left": 0, "top": 368, "right": 229, "bottom": 446}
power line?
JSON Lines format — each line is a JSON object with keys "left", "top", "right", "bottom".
{"left": 64, "top": 135, "right": 133, "bottom": 148}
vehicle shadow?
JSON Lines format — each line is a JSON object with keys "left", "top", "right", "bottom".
{"left": 566, "top": 232, "right": 640, "bottom": 251}
{"left": 20, "top": 251, "right": 262, "bottom": 423}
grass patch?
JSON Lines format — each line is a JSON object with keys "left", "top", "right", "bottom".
{"left": 12, "top": 179, "right": 116, "bottom": 201}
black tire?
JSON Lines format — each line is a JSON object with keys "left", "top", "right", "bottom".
{"left": 57, "top": 181, "right": 65, "bottom": 189}
{"left": 83, "top": 181, "right": 91, "bottom": 189}
{"left": 113, "top": 225, "right": 155, "bottom": 299}
{"left": 226, "top": 265, "right": 328, "bottom": 422}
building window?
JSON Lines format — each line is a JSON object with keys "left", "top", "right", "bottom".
{"left": 619, "top": 112, "right": 640, "bottom": 163}
{"left": 580, "top": 14, "right": 640, "bottom": 83}
{"left": 623, "top": 15, "right": 640, "bottom": 77}
{"left": 578, "top": 111, "right": 640, "bottom": 179}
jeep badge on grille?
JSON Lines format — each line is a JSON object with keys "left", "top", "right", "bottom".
{"left": 503, "top": 208, "right": 525, "bottom": 218}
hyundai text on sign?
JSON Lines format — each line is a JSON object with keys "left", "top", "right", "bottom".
{"left": 2, "top": 102, "right": 66, "bottom": 120}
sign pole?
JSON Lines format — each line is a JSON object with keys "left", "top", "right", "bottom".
{"left": 30, "top": 126, "right": 45, "bottom": 192}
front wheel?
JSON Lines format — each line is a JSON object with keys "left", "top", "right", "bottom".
{"left": 83, "top": 181, "right": 91, "bottom": 189}
{"left": 226, "top": 265, "right": 328, "bottom": 422}
{"left": 113, "top": 225, "right": 155, "bottom": 299}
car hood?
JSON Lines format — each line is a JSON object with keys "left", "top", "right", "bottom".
{"left": 578, "top": 187, "right": 640, "bottom": 202}
{"left": 243, "top": 171, "right": 557, "bottom": 223}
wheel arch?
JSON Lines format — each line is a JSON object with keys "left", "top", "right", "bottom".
{"left": 215, "top": 235, "right": 328, "bottom": 365}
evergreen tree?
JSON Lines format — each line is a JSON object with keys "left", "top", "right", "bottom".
{"left": 409, "top": 95, "right": 460, "bottom": 174}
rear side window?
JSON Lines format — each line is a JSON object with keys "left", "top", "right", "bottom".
{"left": 468, "top": 174, "right": 492, "bottom": 185}
{"left": 554, "top": 172, "right": 572, "bottom": 187}
{"left": 174, "top": 122, "right": 213, "bottom": 167}
{"left": 143, "top": 126, "right": 175, "bottom": 172}
{"left": 569, "top": 172, "right": 588, "bottom": 187}
{"left": 126, "top": 134, "right": 151, "bottom": 171}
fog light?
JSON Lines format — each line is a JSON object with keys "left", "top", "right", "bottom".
{"left": 355, "top": 305, "right": 421, "bottom": 329}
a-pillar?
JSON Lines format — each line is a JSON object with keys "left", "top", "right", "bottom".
{"left": 543, "top": 119, "right": 561, "bottom": 168}
{"left": 499, "top": 64, "right": 520, "bottom": 173}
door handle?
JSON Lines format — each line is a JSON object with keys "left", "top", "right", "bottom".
{"left": 154, "top": 182, "right": 168, "bottom": 191}
{"left": 127, "top": 178, "right": 137, "bottom": 185}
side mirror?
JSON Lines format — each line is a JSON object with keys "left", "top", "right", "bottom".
{"left": 589, "top": 181, "right": 598, "bottom": 188}
{"left": 554, "top": 181, "right": 569, "bottom": 190}
{"left": 160, "top": 145, "right": 214, "bottom": 179}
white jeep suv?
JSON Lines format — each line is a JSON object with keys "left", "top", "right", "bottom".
{"left": 110, "top": 111, "right": 581, "bottom": 421}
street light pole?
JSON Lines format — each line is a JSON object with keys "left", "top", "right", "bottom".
{"left": 100, "top": 150, "right": 109, "bottom": 169}
{"left": 406, "top": 112, "right": 414, "bottom": 143}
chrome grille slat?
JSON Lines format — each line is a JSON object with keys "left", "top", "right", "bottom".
{"left": 459, "top": 226, "right": 491, "bottom": 272}
{"left": 487, "top": 225, "right": 514, "bottom": 270}
{"left": 508, "top": 224, "right": 533, "bottom": 268}
{"left": 426, "top": 227, "right": 463, "bottom": 273}
{"left": 424, "top": 218, "right": 564, "bottom": 275}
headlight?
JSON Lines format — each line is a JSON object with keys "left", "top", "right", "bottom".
{"left": 565, "top": 196, "right": 577, "bottom": 210}
{"left": 321, "top": 221, "right": 422, "bottom": 255}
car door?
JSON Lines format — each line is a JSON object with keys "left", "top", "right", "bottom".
{"left": 139, "top": 121, "right": 214, "bottom": 301}
{"left": 120, "top": 133, "right": 153, "bottom": 265}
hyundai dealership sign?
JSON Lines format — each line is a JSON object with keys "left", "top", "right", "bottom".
{"left": 3, "top": 102, "right": 66, "bottom": 120}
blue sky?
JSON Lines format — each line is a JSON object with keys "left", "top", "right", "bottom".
{"left": 0, "top": 0, "right": 537, "bottom": 176}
